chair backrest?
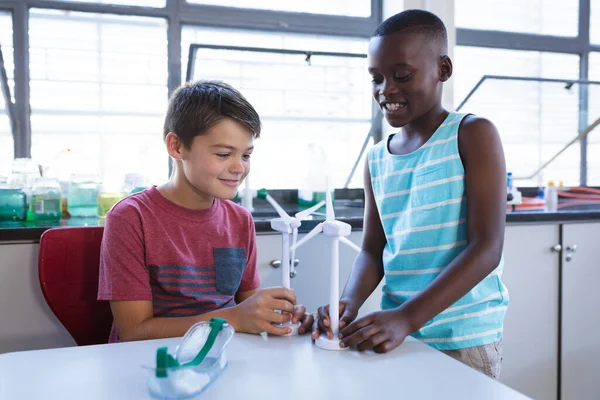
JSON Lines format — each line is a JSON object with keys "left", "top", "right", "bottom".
{"left": 38, "top": 226, "right": 113, "bottom": 346}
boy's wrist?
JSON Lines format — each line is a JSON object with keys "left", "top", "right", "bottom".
{"left": 394, "top": 303, "right": 425, "bottom": 333}
{"left": 214, "top": 306, "right": 242, "bottom": 332}
{"left": 339, "top": 296, "right": 359, "bottom": 313}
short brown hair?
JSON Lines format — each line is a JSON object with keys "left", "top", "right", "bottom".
{"left": 163, "top": 80, "right": 261, "bottom": 148}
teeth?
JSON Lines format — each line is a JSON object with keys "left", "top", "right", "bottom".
{"left": 384, "top": 103, "right": 403, "bottom": 111}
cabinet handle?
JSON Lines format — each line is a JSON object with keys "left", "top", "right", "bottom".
{"left": 566, "top": 254, "right": 573, "bottom": 262}
{"left": 270, "top": 259, "right": 300, "bottom": 269}
{"left": 566, "top": 244, "right": 577, "bottom": 252}
{"left": 550, "top": 244, "right": 562, "bottom": 252}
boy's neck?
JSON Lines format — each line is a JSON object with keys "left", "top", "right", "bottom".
{"left": 157, "top": 169, "right": 215, "bottom": 211}
{"left": 401, "top": 105, "right": 449, "bottom": 138}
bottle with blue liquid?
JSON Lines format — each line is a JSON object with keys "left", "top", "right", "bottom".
{"left": 0, "top": 184, "right": 27, "bottom": 222}
{"left": 67, "top": 174, "right": 100, "bottom": 218}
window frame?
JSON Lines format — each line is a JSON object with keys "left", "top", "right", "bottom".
{"left": 0, "top": 0, "right": 382, "bottom": 174}
{"left": 456, "top": 0, "right": 599, "bottom": 185}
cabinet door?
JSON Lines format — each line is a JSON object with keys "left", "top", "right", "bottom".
{"left": 256, "top": 231, "right": 382, "bottom": 315}
{"left": 502, "top": 224, "right": 560, "bottom": 400}
{"left": 561, "top": 223, "right": 600, "bottom": 400}
{"left": 255, "top": 234, "right": 283, "bottom": 288}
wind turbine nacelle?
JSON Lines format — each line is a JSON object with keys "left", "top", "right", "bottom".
{"left": 322, "top": 220, "right": 352, "bottom": 237}
{"left": 271, "top": 218, "right": 293, "bottom": 233}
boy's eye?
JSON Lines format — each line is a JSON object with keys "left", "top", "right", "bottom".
{"left": 243, "top": 154, "right": 251, "bottom": 160}
{"left": 371, "top": 75, "right": 383, "bottom": 84}
{"left": 394, "top": 72, "right": 411, "bottom": 82}
{"left": 216, "top": 153, "right": 230, "bottom": 158}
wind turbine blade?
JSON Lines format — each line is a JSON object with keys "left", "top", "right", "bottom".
{"left": 295, "top": 200, "right": 326, "bottom": 221}
{"left": 290, "top": 223, "right": 323, "bottom": 251}
{"left": 266, "top": 194, "right": 293, "bottom": 224}
{"left": 339, "top": 236, "right": 362, "bottom": 253}
{"left": 325, "top": 190, "right": 335, "bottom": 221}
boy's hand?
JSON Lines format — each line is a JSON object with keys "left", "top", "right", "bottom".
{"left": 312, "top": 300, "right": 358, "bottom": 340}
{"left": 339, "top": 309, "right": 413, "bottom": 353}
{"left": 291, "top": 305, "right": 315, "bottom": 335}
{"left": 234, "top": 287, "right": 297, "bottom": 335}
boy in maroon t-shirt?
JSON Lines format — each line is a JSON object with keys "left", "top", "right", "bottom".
{"left": 98, "top": 81, "right": 313, "bottom": 342}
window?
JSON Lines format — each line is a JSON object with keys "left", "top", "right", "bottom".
{"left": 453, "top": 47, "right": 581, "bottom": 186}
{"left": 29, "top": 9, "right": 168, "bottom": 185}
{"left": 185, "top": 0, "right": 371, "bottom": 17}
{"left": 0, "top": 11, "right": 14, "bottom": 177}
{"left": 588, "top": 53, "right": 600, "bottom": 186}
{"left": 455, "top": 0, "right": 579, "bottom": 37}
{"left": 182, "top": 26, "right": 372, "bottom": 189}
{"left": 39, "top": 0, "right": 166, "bottom": 7}
{"left": 592, "top": 0, "right": 600, "bottom": 44}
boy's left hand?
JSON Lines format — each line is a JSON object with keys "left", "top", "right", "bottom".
{"left": 339, "top": 309, "right": 413, "bottom": 353}
{"left": 291, "top": 305, "right": 315, "bottom": 335}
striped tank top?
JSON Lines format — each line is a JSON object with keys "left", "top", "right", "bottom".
{"left": 367, "top": 111, "right": 508, "bottom": 350}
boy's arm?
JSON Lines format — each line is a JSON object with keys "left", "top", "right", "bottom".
{"left": 339, "top": 116, "right": 507, "bottom": 352}
{"left": 339, "top": 158, "right": 386, "bottom": 314}
{"left": 112, "top": 286, "right": 298, "bottom": 341}
{"left": 314, "top": 158, "right": 386, "bottom": 338}
{"left": 111, "top": 300, "right": 241, "bottom": 341}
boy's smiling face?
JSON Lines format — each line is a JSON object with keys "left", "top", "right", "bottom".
{"left": 177, "top": 118, "right": 254, "bottom": 200}
{"left": 368, "top": 30, "right": 452, "bottom": 128}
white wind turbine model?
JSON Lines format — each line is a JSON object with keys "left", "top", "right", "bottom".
{"left": 290, "top": 189, "right": 361, "bottom": 350}
{"left": 256, "top": 188, "right": 326, "bottom": 335}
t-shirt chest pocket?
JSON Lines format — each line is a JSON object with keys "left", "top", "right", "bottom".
{"left": 213, "top": 248, "right": 247, "bottom": 295}
{"left": 409, "top": 164, "right": 451, "bottom": 207}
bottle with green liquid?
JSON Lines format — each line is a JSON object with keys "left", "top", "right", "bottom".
{"left": 97, "top": 181, "right": 126, "bottom": 219}
{"left": 30, "top": 178, "right": 62, "bottom": 221}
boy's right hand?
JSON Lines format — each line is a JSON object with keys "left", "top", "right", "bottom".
{"left": 234, "top": 287, "right": 297, "bottom": 335}
{"left": 312, "top": 300, "right": 358, "bottom": 340}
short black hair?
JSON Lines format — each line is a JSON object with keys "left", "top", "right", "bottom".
{"left": 372, "top": 9, "right": 448, "bottom": 53}
{"left": 163, "top": 80, "right": 261, "bottom": 149}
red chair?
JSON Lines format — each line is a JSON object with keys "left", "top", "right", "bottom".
{"left": 38, "top": 226, "right": 113, "bottom": 346}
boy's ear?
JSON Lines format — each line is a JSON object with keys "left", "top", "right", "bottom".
{"left": 439, "top": 55, "right": 453, "bottom": 82}
{"left": 165, "top": 132, "right": 185, "bottom": 160}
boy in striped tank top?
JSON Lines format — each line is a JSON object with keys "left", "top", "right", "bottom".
{"left": 98, "top": 81, "right": 314, "bottom": 342}
{"left": 314, "top": 10, "right": 508, "bottom": 378}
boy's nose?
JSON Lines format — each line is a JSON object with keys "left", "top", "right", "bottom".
{"left": 229, "top": 160, "right": 245, "bottom": 174}
{"left": 381, "top": 80, "right": 400, "bottom": 96}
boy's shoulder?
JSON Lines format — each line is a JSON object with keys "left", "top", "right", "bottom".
{"left": 107, "top": 188, "right": 152, "bottom": 221}
{"left": 106, "top": 187, "right": 253, "bottom": 232}
{"left": 457, "top": 114, "right": 498, "bottom": 137}
{"left": 457, "top": 114, "right": 502, "bottom": 163}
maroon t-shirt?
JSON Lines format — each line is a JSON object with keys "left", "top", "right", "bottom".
{"left": 98, "top": 186, "right": 259, "bottom": 342}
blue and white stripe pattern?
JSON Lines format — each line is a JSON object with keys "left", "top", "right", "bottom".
{"left": 368, "top": 112, "right": 508, "bottom": 350}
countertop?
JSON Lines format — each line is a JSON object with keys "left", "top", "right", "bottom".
{"left": 1, "top": 199, "right": 599, "bottom": 242}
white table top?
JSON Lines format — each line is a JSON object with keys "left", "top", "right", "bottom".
{"left": 0, "top": 334, "right": 530, "bottom": 400}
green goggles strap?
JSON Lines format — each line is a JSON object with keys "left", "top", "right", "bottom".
{"left": 156, "top": 318, "right": 227, "bottom": 378}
